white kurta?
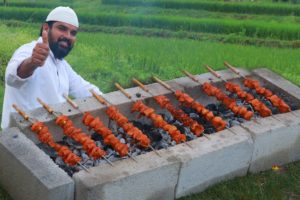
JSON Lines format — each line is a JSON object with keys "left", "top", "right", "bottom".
{"left": 1, "top": 37, "right": 102, "bottom": 129}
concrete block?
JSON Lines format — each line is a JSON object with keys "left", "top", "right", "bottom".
{"left": 175, "top": 126, "right": 253, "bottom": 198}
{"left": 73, "top": 151, "right": 180, "bottom": 200}
{"left": 242, "top": 114, "right": 300, "bottom": 173}
{"left": 0, "top": 128, "right": 74, "bottom": 200}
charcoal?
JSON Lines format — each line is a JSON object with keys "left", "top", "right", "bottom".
{"left": 160, "top": 112, "right": 174, "bottom": 123}
{"left": 91, "top": 132, "right": 103, "bottom": 141}
{"left": 205, "top": 103, "right": 217, "bottom": 111}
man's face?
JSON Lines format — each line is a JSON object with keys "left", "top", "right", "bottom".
{"left": 47, "top": 22, "right": 78, "bottom": 59}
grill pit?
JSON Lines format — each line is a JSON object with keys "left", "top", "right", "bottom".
{"left": 1, "top": 68, "right": 300, "bottom": 200}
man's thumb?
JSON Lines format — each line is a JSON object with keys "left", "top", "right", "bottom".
{"left": 42, "top": 30, "right": 48, "bottom": 45}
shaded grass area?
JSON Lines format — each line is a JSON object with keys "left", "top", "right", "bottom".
{"left": 0, "top": 185, "right": 11, "bottom": 200}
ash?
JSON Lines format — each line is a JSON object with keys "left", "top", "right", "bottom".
{"left": 37, "top": 88, "right": 297, "bottom": 176}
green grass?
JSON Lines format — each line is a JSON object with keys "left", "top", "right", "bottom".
{"left": 2, "top": 5, "right": 300, "bottom": 41}
{"left": 179, "top": 161, "right": 300, "bottom": 200}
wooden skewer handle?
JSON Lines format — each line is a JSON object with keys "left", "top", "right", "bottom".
{"left": 115, "top": 83, "right": 132, "bottom": 99}
{"left": 224, "top": 61, "right": 240, "bottom": 75}
{"left": 182, "top": 70, "right": 198, "bottom": 82}
{"left": 90, "top": 90, "right": 108, "bottom": 105}
{"left": 205, "top": 65, "right": 221, "bottom": 78}
{"left": 36, "top": 98, "right": 53, "bottom": 114}
{"left": 12, "top": 104, "right": 29, "bottom": 120}
{"left": 152, "top": 76, "right": 172, "bottom": 90}
{"left": 132, "top": 78, "right": 149, "bottom": 92}
{"left": 63, "top": 94, "right": 78, "bottom": 109}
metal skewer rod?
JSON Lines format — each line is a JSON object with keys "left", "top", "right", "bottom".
{"left": 152, "top": 76, "right": 212, "bottom": 140}
{"left": 36, "top": 97, "right": 114, "bottom": 167}
{"left": 128, "top": 153, "right": 138, "bottom": 162}
{"left": 224, "top": 61, "right": 246, "bottom": 79}
{"left": 12, "top": 104, "right": 90, "bottom": 172}
{"left": 78, "top": 162, "right": 90, "bottom": 172}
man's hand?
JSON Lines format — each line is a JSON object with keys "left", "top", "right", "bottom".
{"left": 30, "top": 30, "right": 50, "bottom": 67}
{"left": 17, "top": 30, "right": 50, "bottom": 78}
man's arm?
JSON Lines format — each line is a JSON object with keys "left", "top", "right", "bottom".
{"left": 17, "top": 30, "right": 49, "bottom": 78}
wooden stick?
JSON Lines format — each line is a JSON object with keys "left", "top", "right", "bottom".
{"left": 152, "top": 76, "right": 174, "bottom": 92}
{"left": 181, "top": 70, "right": 199, "bottom": 82}
{"left": 12, "top": 104, "right": 29, "bottom": 121}
{"left": 37, "top": 98, "right": 54, "bottom": 114}
{"left": 89, "top": 90, "right": 109, "bottom": 106}
{"left": 63, "top": 94, "right": 79, "bottom": 109}
{"left": 132, "top": 78, "right": 149, "bottom": 92}
{"left": 204, "top": 65, "right": 221, "bottom": 79}
{"left": 224, "top": 61, "right": 240, "bottom": 75}
{"left": 115, "top": 83, "right": 132, "bottom": 99}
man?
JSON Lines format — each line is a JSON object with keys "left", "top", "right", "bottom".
{"left": 1, "top": 6, "right": 102, "bottom": 129}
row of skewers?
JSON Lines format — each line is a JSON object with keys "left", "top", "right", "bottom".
{"left": 13, "top": 62, "right": 291, "bottom": 171}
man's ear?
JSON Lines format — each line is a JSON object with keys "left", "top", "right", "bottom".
{"left": 42, "top": 23, "right": 49, "bottom": 32}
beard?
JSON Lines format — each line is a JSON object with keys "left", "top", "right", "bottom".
{"left": 48, "top": 31, "right": 73, "bottom": 60}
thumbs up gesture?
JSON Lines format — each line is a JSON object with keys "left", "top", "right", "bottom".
{"left": 30, "top": 30, "right": 50, "bottom": 67}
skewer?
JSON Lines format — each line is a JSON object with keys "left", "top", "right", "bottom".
{"left": 12, "top": 104, "right": 89, "bottom": 172}
{"left": 181, "top": 68, "right": 255, "bottom": 121}
{"left": 224, "top": 62, "right": 291, "bottom": 113}
{"left": 133, "top": 78, "right": 206, "bottom": 139}
{"left": 204, "top": 65, "right": 272, "bottom": 121}
{"left": 115, "top": 82, "right": 164, "bottom": 155}
{"left": 36, "top": 98, "right": 114, "bottom": 167}
{"left": 90, "top": 90, "right": 153, "bottom": 161}
{"left": 115, "top": 82, "right": 191, "bottom": 149}
{"left": 63, "top": 94, "right": 132, "bottom": 164}
{"left": 152, "top": 76, "right": 215, "bottom": 140}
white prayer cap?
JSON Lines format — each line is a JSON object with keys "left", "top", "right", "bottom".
{"left": 46, "top": 6, "right": 79, "bottom": 28}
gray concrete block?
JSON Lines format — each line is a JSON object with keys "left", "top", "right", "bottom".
{"left": 242, "top": 114, "right": 300, "bottom": 173}
{"left": 175, "top": 126, "right": 253, "bottom": 198}
{"left": 73, "top": 151, "right": 180, "bottom": 200}
{"left": 0, "top": 128, "right": 74, "bottom": 200}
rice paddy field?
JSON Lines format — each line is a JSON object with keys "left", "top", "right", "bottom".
{"left": 0, "top": 0, "right": 300, "bottom": 199}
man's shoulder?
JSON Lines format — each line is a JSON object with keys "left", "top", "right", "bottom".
{"left": 14, "top": 39, "right": 39, "bottom": 54}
